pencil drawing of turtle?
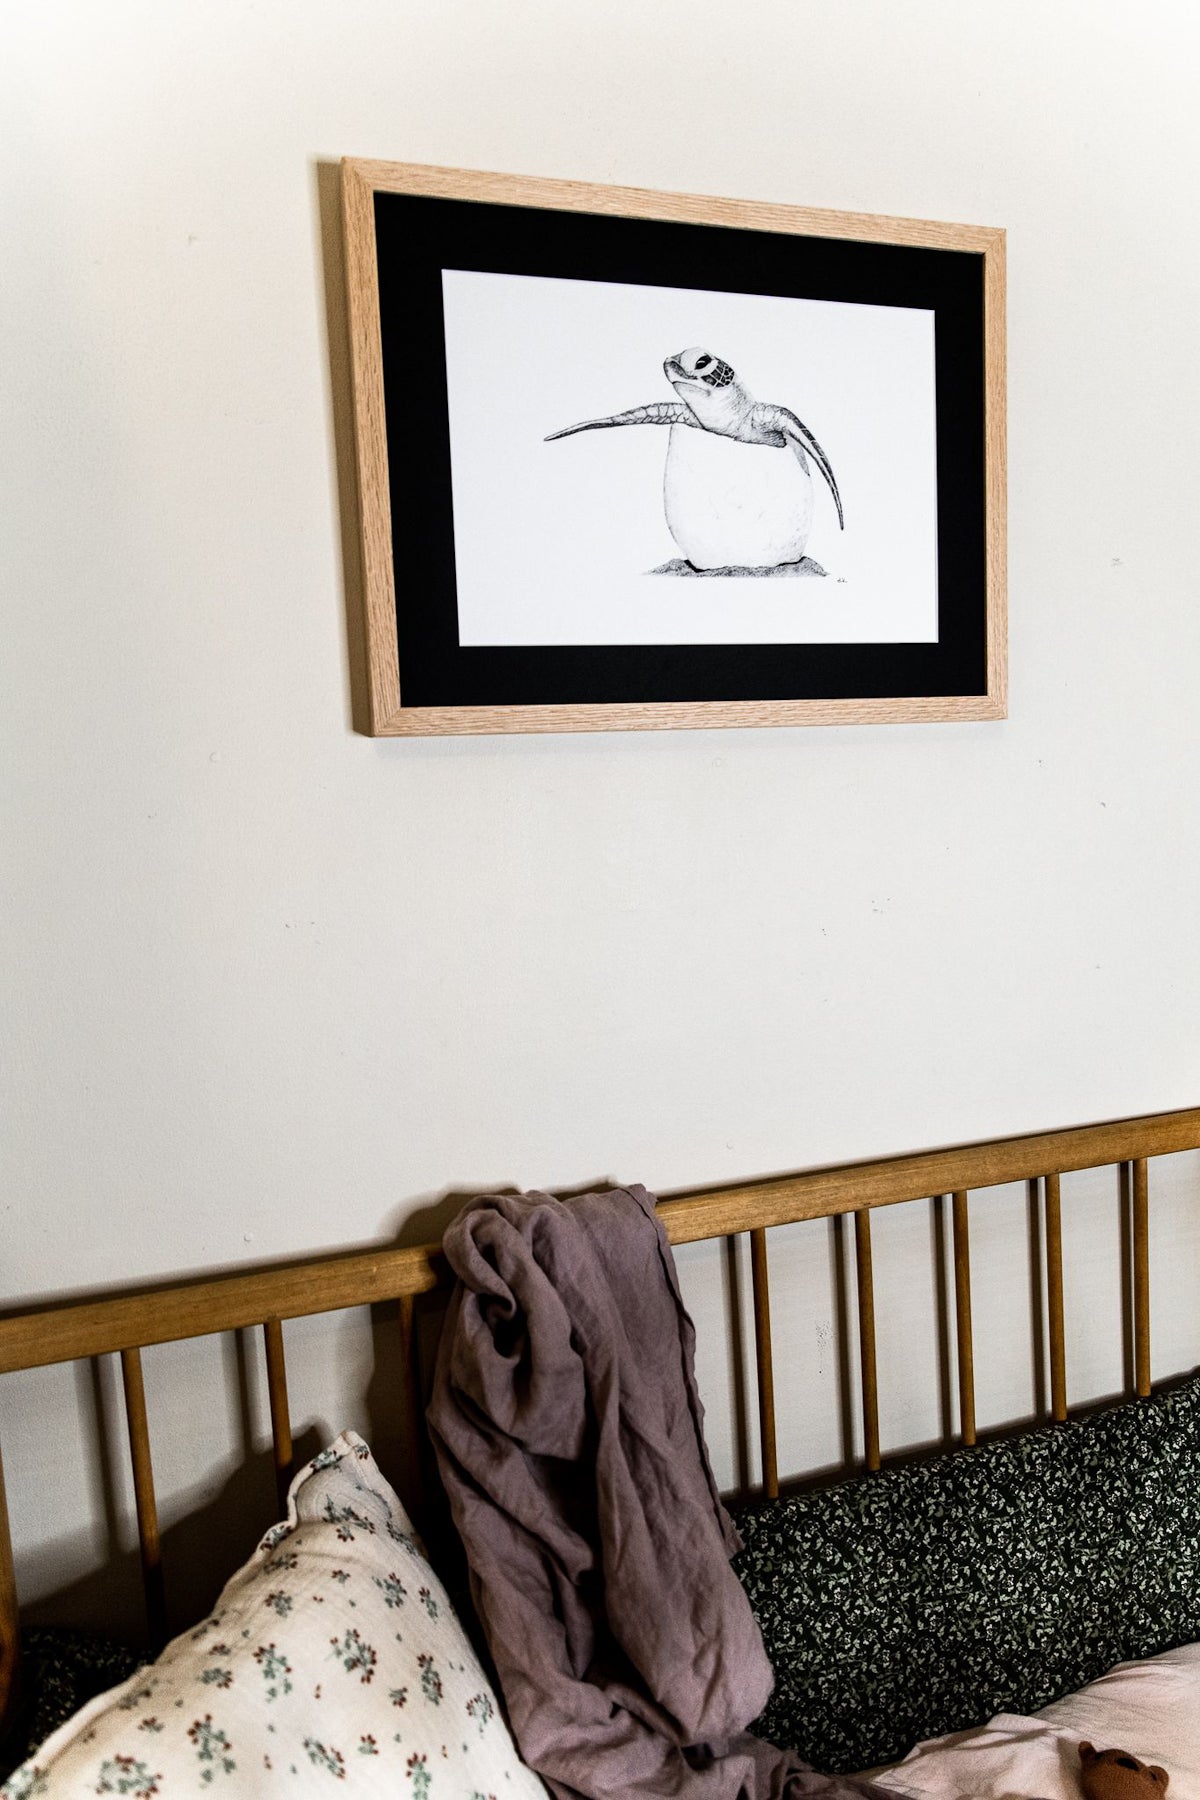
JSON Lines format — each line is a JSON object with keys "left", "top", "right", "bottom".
{"left": 546, "top": 347, "right": 844, "bottom": 575}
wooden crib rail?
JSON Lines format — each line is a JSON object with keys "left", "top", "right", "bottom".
{"left": 1, "top": 1102, "right": 1198, "bottom": 1730}
{"left": 4, "top": 1106, "right": 1198, "bottom": 1376}
{"left": 1044, "top": 1172, "right": 1067, "bottom": 1420}
{"left": 655, "top": 1105, "right": 1200, "bottom": 1243}
{"left": 0, "top": 1243, "right": 448, "bottom": 1377}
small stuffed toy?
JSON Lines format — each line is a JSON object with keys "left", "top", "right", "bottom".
{"left": 1079, "top": 1742, "right": 1169, "bottom": 1799}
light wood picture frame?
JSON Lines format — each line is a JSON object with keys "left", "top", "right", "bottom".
{"left": 341, "top": 159, "right": 1006, "bottom": 736}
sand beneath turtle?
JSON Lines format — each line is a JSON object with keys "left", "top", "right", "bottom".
{"left": 649, "top": 557, "right": 827, "bottom": 578}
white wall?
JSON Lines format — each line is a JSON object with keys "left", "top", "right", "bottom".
{"left": 4, "top": 0, "right": 1200, "bottom": 1634}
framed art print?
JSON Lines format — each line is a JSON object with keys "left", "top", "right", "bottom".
{"left": 341, "top": 159, "right": 1006, "bottom": 735}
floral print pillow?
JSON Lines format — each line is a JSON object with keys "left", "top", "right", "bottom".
{"left": 2, "top": 1433, "right": 549, "bottom": 1800}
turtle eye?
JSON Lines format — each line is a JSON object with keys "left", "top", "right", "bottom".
{"left": 694, "top": 354, "right": 712, "bottom": 371}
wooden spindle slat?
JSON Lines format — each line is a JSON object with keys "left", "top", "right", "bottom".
{"left": 120, "top": 1347, "right": 166, "bottom": 1649}
{"left": 0, "top": 1435, "right": 19, "bottom": 1733}
{"left": 262, "top": 1319, "right": 294, "bottom": 1513}
{"left": 951, "top": 1191, "right": 976, "bottom": 1446}
{"left": 854, "top": 1211, "right": 881, "bottom": 1472}
{"left": 1132, "top": 1158, "right": 1151, "bottom": 1397}
{"left": 749, "top": 1228, "right": 779, "bottom": 1499}
{"left": 1043, "top": 1173, "right": 1067, "bottom": 1421}
{"left": 398, "top": 1294, "right": 425, "bottom": 1515}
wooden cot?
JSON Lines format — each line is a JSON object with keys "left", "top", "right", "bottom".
{"left": 2, "top": 1104, "right": 1199, "bottom": 1735}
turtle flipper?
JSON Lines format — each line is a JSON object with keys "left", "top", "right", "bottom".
{"left": 545, "top": 401, "right": 697, "bottom": 441}
{"left": 756, "top": 405, "right": 844, "bottom": 529}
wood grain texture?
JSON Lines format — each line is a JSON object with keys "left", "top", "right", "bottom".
{"left": 983, "top": 228, "right": 1008, "bottom": 716}
{"left": 656, "top": 1106, "right": 1200, "bottom": 1247}
{"left": 749, "top": 1228, "right": 778, "bottom": 1499}
{"left": 951, "top": 1191, "right": 976, "bottom": 1445}
{"left": 340, "top": 157, "right": 1007, "bottom": 737}
{"left": 1133, "top": 1158, "right": 1151, "bottom": 1398}
{"left": 1044, "top": 1173, "right": 1068, "bottom": 1422}
{"left": 341, "top": 159, "right": 401, "bottom": 733}
{"left": 345, "top": 160, "right": 1005, "bottom": 253}
{"left": 120, "top": 1348, "right": 166, "bottom": 1650}
{"left": 0, "top": 1244, "right": 447, "bottom": 1375}
{"left": 367, "top": 696, "right": 1007, "bottom": 737}
{"left": 262, "top": 1319, "right": 294, "bottom": 1513}
{"left": 853, "top": 1211, "right": 881, "bottom": 1472}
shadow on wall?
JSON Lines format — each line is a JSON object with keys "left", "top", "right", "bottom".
{"left": 21, "top": 1431, "right": 320, "bottom": 1648}
{"left": 13, "top": 1175, "right": 626, "bottom": 1648}
{"left": 18, "top": 1285, "right": 449, "bottom": 1648}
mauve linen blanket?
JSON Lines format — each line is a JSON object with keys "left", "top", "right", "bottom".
{"left": 427, "top": 1185, "right": 896, "bottom": 1800}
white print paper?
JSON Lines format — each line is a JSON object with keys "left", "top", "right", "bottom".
{"left": 439, "top": 267, "right": 938, "bottom": 647}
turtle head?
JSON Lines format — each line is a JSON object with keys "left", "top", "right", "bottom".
{"left": 664, "top": 347, "right": 752, "bottom": 430}
{"left": 664, "top": 347, "right": 736, "bottom": 391}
